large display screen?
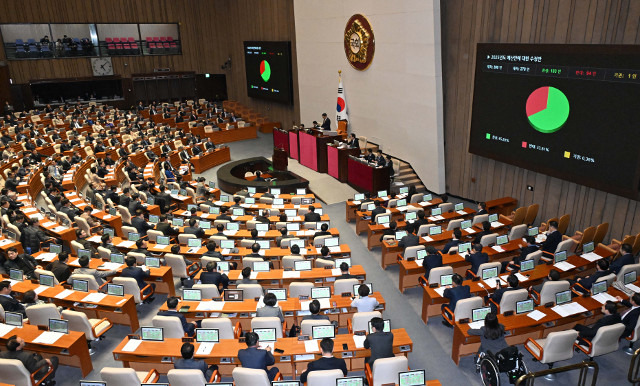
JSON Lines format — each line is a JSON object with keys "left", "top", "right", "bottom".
{"left": 244, "top": 41, "right": 293, "bottom": 104}
{"left": 469, "top": 44, "right": 640, "bottom": 199}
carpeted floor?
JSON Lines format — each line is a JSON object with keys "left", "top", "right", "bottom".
{"left": 54, "top": 131, "right": 631, "bottom": 385}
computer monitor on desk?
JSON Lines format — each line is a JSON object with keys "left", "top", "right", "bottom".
{"left": 141, "top": 326, "right": 164, "bottom": 341}
{"left": 337, "top": 377, "right": 364, "bottom": 386}
{"left": 195, "top": 328, "right": 219, "bottom": 343}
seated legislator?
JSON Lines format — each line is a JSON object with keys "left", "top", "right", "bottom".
{"left": 256, "top": 292, "right": 284, "bottom": 323}
{"left": 4, "top": 247, "right": 40, "bottom": 279}
{"left": 476, "top": 202, "right": 488, "bottom": 216}
{"left": 572, "top": 259, "right": 611, "bottom": 294}
{"left": 73, "top": 255, "right": 117, "bottom": 286}
{"left": 541, "top": 220, "right": 562, "bottom": 254}
{"left": 0, "top": 281, "right": 26, "bottom": 317}
{"left": 378, "top": 221, "right": 397, "bottom": 242}
{"left": 175, "top": 342, "right": 218, "bottom": 379}
{"left": 489, "top": 274, "right": 520, "bottom": 313}
{"left": 441, "top": 273, "right": 471, "bottom": 327}
{"left": 237, "top": 331, "right": 280, "bottom": 381}
{"left": 200, "top": 261, "right": 229, "bottom": 290}
{"left": 304, "top": 206, "right": 321, "bottom": 222}
{"left": 611, "top": 243, "right": 635, "bottom": 274}
{"left": 158, "top": 297, "right": 199, "bottom": 336}
{"left": 238, "top": 267, "right": 258, "bottom": 285}
{"left": 45, "top": 251, "right": 72, "bottom": 284}
{"left": 346, "top": 133, "right": 359, "bottom": 149}
{"left": 573, "top": 301, "right": 621, "bottom": 344}
{"left": 299, "top": 338, "right": 348, "bottom": 383}
{"left": 442, "top": 228, "right": 463, "bottom": 254}
{"left": 502, "top": 235, "right": 538, "bottom": 273}
{"left": 1, "top": 335, "right": 59, "bottom": 384}
{"left": 350, "top": 283, "right": 379, "bottom": 313}
{"left": 473, "top": 221, "right": 492, "bottom": 244}
{"left": 337, "top": 262, "right": 357, "bottom": 280}
{"left": 465, "top": 243, "right": 489, "bottom": 279}
{"left": 302, "top": 299, "right": 330, "bottom": 321}
{"left": 422, "top": 246, "right": 443, "bottom": 278}
{"left": 615, "top": 293, "right": 640, "bottom": 339}
{"left": 156, "top": 214, "right": 179, "bottom": 236}
{"left": 120, "top": 256, "right": 155, "bottom": 300}
{"left": 370, "top": 200, "right": 386, "bottom": 221}
{"left": 398, "top": 229, "right": 420, "bottom": 252}
{"left": 313, "top": 223, "right": 332, "bottom": 239}
{"left": 364, "top": 317, "right": 394, "bottom": 366}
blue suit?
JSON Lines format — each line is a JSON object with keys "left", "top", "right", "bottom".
{"left": 611, "top": 253, "right": 635, "bottom": 274}
{"left": 442, "top": 239, "right": 461, "bottom": 254}
{"left": 174, "top": 358, "right": 213, "bottom": 379}
{"left": 466, "top": 252, "right": 489, "bottom": 278}
{"left": 442, "top": 285, "right": 471, "bottom": 312}
{"left": 237, "top": 347, "right": 279, "bottom": 381}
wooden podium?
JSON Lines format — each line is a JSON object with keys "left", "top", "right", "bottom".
{"left": 272, "top": 147, "right": 288, "bottom": 170}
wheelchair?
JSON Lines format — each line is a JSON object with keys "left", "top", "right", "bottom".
{"left": 476, "top": 346, "right": 528, "bottom": 385}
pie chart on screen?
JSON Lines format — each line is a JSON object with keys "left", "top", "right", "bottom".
{"left": 526, "top": 86, "right": 570, "bottom": 133}
{"left": 260, "top": 60, "right": 271, "bottom": 82}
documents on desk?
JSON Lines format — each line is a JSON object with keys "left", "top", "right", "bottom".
{"left": 626, "top": 283, "right": 640, "bottom": 293}
{"left": 259, "top": 342, "right": 275, "bottom": 351}
{"left": 428, "top": 215, "right": 445, "bottom": 221}
{"left": 434, "top": 287, "right": 447, "bottom": 297}
{"left": 422, "top": 236, "right": 434, "bottom": 242}
{"left": 331, "top": 268, "right": 341, "bottom": 276}
{"left": 82, "top": 293, "right": 107, "bottom": 303}
{"left": 55, "top": 289, "right": 74, "bottom": 299}
{"left": 468, "top": 321, "right": 484, "bottom": 329}
{"left": 52, "top": 226, "right": 67, "bottom": 233}
{"left": 197, "top": 342, "right": 216, "bottom": 355}
{"left": 195, "top": 301, "right": 226, "bottom": 311}
{"left": 34, "top": 285, "right": 49, "bottom": 295}
{"left": 580, "top": 252, "right": 603, "bottom": 262}
{"left": 490, "top": 221, "right": 504, "bottom": 228}
{"left": 592, "top": 293, "right": 618, "bottom": 304}
{"left": 484, "top": 277, "right": 507, "bottom": 289}
{"left": 0, "top": 323, "right": 16, "bottom": 337}
{"left": 535, "top": 234, "right": 547, "bottom": 243}
{"left": 0, "top": 238, "right": 12, "bottom": 246}
{"left": 553, "top": 261, "right": 575, "bottom": 271}
{"left": 42, "top": 221, "right": 56, "bottom": 227}
{"left": 466, "top": 228, "right": 476, "bottom": 234}
{"left": 418, "top": 201, "right": 432, "bottom": 207}
{"left": 38, "top": 252, "right": 57, "bottom": 262}
{"left": 353, "top": 335, "right": 366, "bottom": 348}
{"left": 122, "top": 339, "right": 143, "bottom": 352}
{"left": 491, "top": 245, "right": 505, "bottom": 253}
{"left": 282, "top": 271, "right": 300, "bottom": 279}
{"left": 527, "top": 310, "right": 546, "bottom": 321}
{"left": 552, "top": 302, "right": 588, "bottom": 317}
{"left": 304, "top": 339, "right": 319, "bottom": 353}
{"left": 301, "top": 298, "right": 331, "bottom": 310}
{"left": 33, "top": 331, "right": 64, "bottom": 345}
{"left": 99, "top": 262, "right": 124, "bottom": 271}
{"left": 456, "top": 210, "right": 467, "bottom": 216}
{"left": 328, "top": 246, "right": 341, "bottom": 253}
{"left": 514, "top": 273, "right": 529, "bottom": 282}
{"left": 87, "top": 235, "right": 103, "bottom": 243}
{"left": 117, "top": 240, "right": 136, "bottom": 248}
{"left": 223, "top": 230, "right": 237, "bottom": 236}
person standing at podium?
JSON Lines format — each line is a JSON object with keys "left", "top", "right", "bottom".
{"left": 321, "top": 113, "right": 331, "bottom": 130}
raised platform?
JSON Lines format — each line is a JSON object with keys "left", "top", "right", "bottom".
{"left": 216, "top": 156, "right": 309, "bottom": 194}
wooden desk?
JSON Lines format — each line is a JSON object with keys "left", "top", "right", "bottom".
{"left": 112, "top": 328, "right": 412, "bottom": 377}
{"left": 63, "top": 192, "right": 124, "bottom": 237}
{"left": 298, "top": 131, "right": 338, "bottom": 173}
{"left": 347, "top": 156, "right": 390, "bottom": 194}
{"left": 272, "top": 128, "right": 290, "bottom": 154}
{"left": 0, "top": 324, "right": 93, "bottom": 376}
{"left": 11, "top": 281, "right": 139, "bottom": 332}
{"left": 486, "top": 197, "right": 518, "bottom": 216}
{"left": 345, "top": 197, "right": 442, "bottom": 223}
{"left": 327, "top": 145, "right": 360, "bottom": 182}
{"left": 192, "top": 147, "right": 231, "bottom": 174}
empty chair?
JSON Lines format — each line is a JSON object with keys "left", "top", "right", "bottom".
{"left": 490, "top": 288, "right": 529, "bottom": 314}
{"left": 531, "top": 280, "right": 570, "bottom": 305}
{"left": 593, "top": 222, "right": 609, "bottom": 245}
{"left": 61, "top": 309, "right": 112, "bottom": 350}
{"left": 523, "top": 204, "right": 539, "bottom": 226}
{"left": 365, "top": 355, "right": 408, "bottom": 386}
{"left": 334, "top": 278, "right": 360, "bottom": 296}
{"left": 238, "top": 283, "right": 263, "bottom": 299}
{"left": 34, "top": 268, "right": 60, "bottom": 285}
{"left": 525, "top": 330, "right": 579, "bottom": 379}
{"left": 574, "top": 323, "right": 625, "bottom": 360}
{"left": 417, "top": 224, "right": 435, "bottom": 237}
{"left": 306, "top": 369, "right": 345, "bottom": 386}
{"left": 201, "top": 317, "right": 241, "bottom": 339}
{"left": 101, "top": 367, "right": 159, "bottom": 385}
{"left": 300, "top": 319, "right": 333, "bottom": 336}
{"left": 147, "top": 229, "right": 163, "bottom": 243}
{"left": 315, "top": 258, "right": 335, "bottom": 268}
{"left": 0, "top": 358, "right": 55, "bottom": 386}
{"left": 242, "top": 257, "right": 264, "bottom": 269}
{"left": 404, "top": 245, "right": 425, "bottom": 259}
{"left": 178, "top": 233, "right": 197, "bottom": 244}
{"left": 447, "top": 219, "right": 463, "bottom": 231}
{"left": 439, "top": 202, "right": 454, "bottom": 213}
{"left": 121, "top": 225, "right": 137, "bottom": 239}
{"left": 618, "top": 263, "right": 640, "bottom": 283}
{"left": 508, "top": 224, "right": 527, "bottom": 240}
{"left": 442, "top": 296, "right": 483, "bottom": 324}
{"left": 428, "top": 266, "right": 453, "bottom": 285}
{"left": 472, "top": 214, "right": 489, "bottom": 226}
{"left": 167, "top": 369, "right": 218, "bottom": 385}
{"left": 289, "top": 282, "right": 314, "bottom": 298}
{"left": 557, "top": 214, "right": 571, "bottom": 235}
{"left": 479, "top": 233, "right": 498, "bottom": 247}
{"left": 25, "top": 303, "right": 61, "bottom": 327}
{"left": 232, "top": 367, "right": 281, "bottom": 386}
{"left": 348, "top": 311, "right": 382, "bottom": 333}
{"left": 165, "top": 253, "right": 199, "bottom": 280}
{"left": 251, "top": 316, "right": 283, "bottom": 338}
{"left": 152, "top": 315, "right": 186, "bottom": 338}
{"left": 192, "top": 283, "right": 220, "bottom": 299}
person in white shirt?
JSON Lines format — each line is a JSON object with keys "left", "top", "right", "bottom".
{"left": 350, "top": 284, "right": 379, "bottom": 312}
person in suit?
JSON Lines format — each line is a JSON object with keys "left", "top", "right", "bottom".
{"left": 0, "top": 281, "right": 26, "bottom": 317}
{"left": 158, "top": 297, "right": 198, "bottom": 336}
{"left": 398, "top": 229, "right": 420, "bottom": 253}
{"left": 45, "top": 252, "right": 71, "bottom": 284}
{"left": 302, "top": 299, "right": 331, "bottom": 321}
{"left": 237, "top": 331, "right": 280, "bottom": 381}
{"left": 59, "top": 198, "right": 79, "bottom": 222}
{"left": 611, "top": 243, "right": 635, "bottom": 274}
{"left": 178, "top": 147, "right": 191, "bottom": 162}
{"left": 473, "top": 221, "right": 492, "bottom": 244}
{"left": 304, "top": 206, "right": 322, "bottom": 222}
{"left": 442, "top": 228, "right": 463, "bottom": 254}
{"left": 490, "top": 274, "right": 520, "bottom": 312}
{"left": 616, "top": 293, "right": 640, "bottom": 339}
{"left": 541, "top": 220, "right": 562, "bottom": 254}
{"left": 378, "top": 221, "right": 397, "bottom": 242}
{"left": 204, "top": 137, "right": 216, "bottom": 151}
{"left": 0, "top": 335, "right": 58, "bottom": 383}
{"left": 320, "top": 113, "right": 331, "bottom": 130}
{"left": 573, "top": 259, "right": 611, "bottom": 293}
{"left": 120, "top": 256, "right": 155, "bottom": 300}
{"left": 246, "top": 243, "right": 264, "bottom": 260}
{"left": 202, "top": 241, "right": 223, "bottom": 259}
{"left": 4, "top": 247, "right": 40, "bottom": 279}
{"left": 254, "top": 170, "right": 265, "bottom": 182}
{"left": 217, "top": 207, "right": 232, "bottom": 221}
{"left": 313, "top": 223, "right": 332, "bottom": 239}
{"left": 370, "top": 200, "right": 386, "bottom": 222}
{"left": 422, "top": 246, "right": 443, "bottom": 278}
{"left": 476, "top": 202, "right": 488, "bottom": 216}
{"left": 375, "top": 150, "right": 386, "bottom": 167}
{"left": 529, "top": 269, "right": 561, "bottom": 295}
{"left": 503, "top": 235, "right": 538, "bottom": 273}
{"left": 238, "top": 267, "right": 258, "bottom": 285}
{"left": 256, "top": 292, "right": 284, "bottom": 323}
{"left": 200, "top": 261, "right": 229, "bottom": 290}
{"left": 174, "top": 342, "right": 218, "bottom": 379}
{"left": 156, "top": 215, "right": 179, "bottom": 236}
{"left": 407, "top": 210, "right": 428, "bottom": 235}
{"left": 364, "top": 148, "right": 376, "bottom": 163}
{"left": 346, "top": 133, "right": 359, "bottom": 149}
{"left": 300, "top": 338, "right": 348, "bottom": 383}
{"left": 364, "top": 317, "right": 394, "bottom": 366}
{"left": 184, "top": 218, "right": 205, "bottom": 238}
{"left": 351, "top": 283, "right": 379, "bottom": 312}
{"left": 131, "top": 210, "right": 153, "bottom": 236}
{"left": 465, "top": 243, "right": 489, "bottom": 278}
{"left": 442, "top": 274, "right": 471, "bottom": 327}
{"left": 73, "top": 256, "right": 117, "bottom": 286}
{"left": 337, "top": 262, "right": 357, "bottom": 280}
{"left": 573, "top": 301, "right": 621, "bottom": 343}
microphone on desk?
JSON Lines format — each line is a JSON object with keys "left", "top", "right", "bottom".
{"left": 477, "top": 282, "right": 491, "bottom": 298}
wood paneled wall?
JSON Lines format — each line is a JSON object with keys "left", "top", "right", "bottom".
{"left": 441, "top": 0, "right": 640, "bottom": 241}
{"left": 0, "top": 0, "right": 299, "bottom": 126}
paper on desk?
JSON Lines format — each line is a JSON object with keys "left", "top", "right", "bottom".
{"left": 259, "top": 342, "right": 275, "bottom": 351}
{"left": 328, "top": 246, "right": 341, "bottom": 253}
{"left": 491, "top": 221, "right": 504, "bottom": 228}
{"left": 34, "top": 286, "right": 49, "bottom": 295}
{"left": 427, "top": 216, "right": 437, "bottom": 222}
{"left": 626, "top": 284, "right": 640, "bottom": 293}
{"left": 103, "top": 214, "right": 112, "bottom": 219}
{"left": 283, "top": 271, "right": 300, "bottom": 279}
{"left": 397, "top": 206, "right": 409, "bottom": 212}
{"left": 553, "top": 261, "right": 575, "bottom": 272}
{"left": 331, "top": 268, "right": 341, "bottom": 276}
{"left": 99, "top": 262, "right": 123, "bottom": 271}
{"left": 250, "top": 272, "right": 259, "bottom": 280}
{"left": 456, "top": 210, "right": 467, "bottom": 215}
{"left": 552, "top": 302, "right": 588, "bottom": 317}
{"left": 491, "top": 245, "right": 505, "bottom": 253}
{"left": 353, "top": 335, "right": 367, "bottom": 349}
{"left": 352, "top": 200, "right": 361, "bottom": 205}
{"left": 117, "top": 240, "right": 136, "bottom": 248}
{"left": 223, "top": 230, "right": 237, "bottom": 236}
{"left": 535, "top": 234, "right": 547, "bottom": 243}
{"left": 55, "top": 289, "right": 74, "bottom": 299}
{"left": 257, "top": 231, "right": 266, "bottom": 237}
{"left": 38, "top": 253, "right": 57, "bottom": 262}
{"left": 8, "top": 279, "right": 19, "bottom": 286}
{"left": 434, "top": 287, "right": 446, "bottom": 297}
{"left": 121, "top": 339, "right": 143, "bottom": 352}
{"left": 68, "top": 259, "right": 79, "bottom": 267}
{"left": 221, "top": 248, "right": 230, "bottom": 255}
{"left": 317, "top": 298, "right": 331, "bottom": 309}
{"left": 592, "top": 293, "right": 618, "bottom": 304}
{"left": 304, "top": 339, "right": 319, "bottom": 353}
{"left": 483, "top": 277, "right": 507, "bottom": 289}
{"left": 272, "top": 205, "right": 284, "bottom": 209}
{"left": 82, "top": 293, "right": 107, "bottom": 303}
{"left": 33, "top": 331, "right": 64, "bottom": 345}
{"left": 300, "top": 300, "right": 311, "bottom": 311}
{"left": 580, "top": 252, "right": 603, "bottom": 262}
{"left": 468, "top": 321, "right": 484, "bottom": 329}
{"left": 87, "top": 235, "right": 103, "bottom": 243}
{"left": 52, "top": 226, "right": 67, "bottom": 233}
{"left": 514, "top": 273, "right": 529, "bottom": 282}
{"left": 527, "top": 310, "right": 546, "bottom": 321}
{"left": 214, "top": 201, "right": 224, "bottom": 206}
{"left": 422, "top": 236, "right": 434, "bottom": 242}
{"left": 0, "top": 323, "right": 16, "bottom": 337}
{"left": 196, "top": 301, "right": 226, "bottom": 311}
{"left": 299, "top": 249, "right": 307, "bottom": 255}
{"left": 231, "top": 216, "right": 239, "bottom": 221}
{"left": 0, "top": 239, "right": 12, "bottom": 246}
{"left": 42, "top": 221, "right": 56, "bottom": 227}
{"left": 196, "top": 342, "right": 215, "bottom": 355}
{"left": 465, "top": 228, "right": 476, "bottom": 234}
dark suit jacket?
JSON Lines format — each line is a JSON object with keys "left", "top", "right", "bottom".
{"left": 443, "top": 285, "right": 471, "bottom": 311}
{"left": 120, "top": 266, "right": 150, "bottom": 289}
{"left": 300, "top": 356, "right": 348, "bottom": 383}
{"left": 491, "top": 285, "right": 520, "bottom": 305}
{"left": 514, "top": 245, "right": 539, "bottom": 266}
{"left": 399, "top": 234, "right": 420, "bottom": 251}
{"left": 132, "top": 216, "right": 153, "bottom": 236}
{"left": 184, "top": 226, "right": 205, "bottom": 238}
{"left": 611, "top": 253, "right": 635, "bottom": 274}
{"left": 466, "top": 252, "right": 489, "bottom": 275}
{"left": 158, "top": 309, "right": 195, "bottom": 335}
{"left": 304, "top": 212, "right": 321, "bottom": 222}
{"left": 541, "top": 230, "right": 562, "bottom": 254}
{"left": 442, "top": 239, "right": 462, "bottom": 254}
{"left": 321, "top": 117, "right": 331, "bottom": 130}
{"left": 347, "top": 138, "right": 359, "bottom": 148}
{"left": 156, "top": 222, "right": 178, "bottom": 236}
{"left": 577, "top": 313, "right": 621, "bottom": 340}
{"left": 621, "top": 300, "right": 640, "bottom": 339}
{"left": 174, "top": 358, "right": 210, "bottom": 376}
{"left": 45, "top": 260, "right": 71, "bottom": 283}
{"left": 370, "top": 207, "right": 386, "bottom": 219}
{"left": 0, "top": 349, "right": 50, "bottom": 374}
{"left": 0, "top": 294, "right": 26, "bottom": 316}
{"left": 200, "top": 271, "right": 229, "bottom": 289}
{"left": 576, "top": 270, "right": 611, "bottom": 291}
{"left": 363, "top": 331, "right": 394, "bottom": 365}
{"left": 423, "top": 253, "right": 443, "bottom": 278}
{"left": 237, "top": 347, "right": 275, "bottom": 371}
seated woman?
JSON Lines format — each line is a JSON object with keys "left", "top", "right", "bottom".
{"left": 256, "top": 292, "right": 284, "bottom": 323}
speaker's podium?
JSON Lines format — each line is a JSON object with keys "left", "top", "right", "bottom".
{"left": 272, "top": 147, "right": 288, "bottom": 170}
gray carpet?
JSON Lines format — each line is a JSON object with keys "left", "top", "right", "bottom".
{"left": 54, "top": 131, "right": 631, "bottom": 385}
